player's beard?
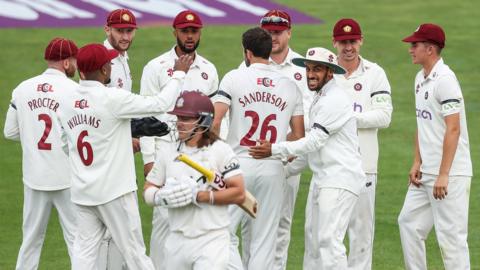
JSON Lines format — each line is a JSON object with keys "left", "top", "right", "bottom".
{"left": 271, "top": 41, "right": 288, "bottom": 56}
{"left": 177, "top": 38, "right": 200, "bottom": 54}
{"left": 65, "top": 66, "right": 76, "bottom": 78}
{"left": 109, "top": 36, "right": 131, "bottom": 52}
{"left": 308, "top": 73, "right": 329, "bottom": 92}
{"left": 104, "top": 77, "right": 111, "bottom": 85}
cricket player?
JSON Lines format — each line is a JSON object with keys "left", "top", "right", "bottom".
{"left": 99, "top": 8, "right": 139, "bottom": 269}
{"left": 104, "top": 8, "right": 136, "bottom": 92}
{"left": 249, "top": 47, "right": 366, "bottom": 269}
{"left": 332, "top": 18, "right": 393, "bottom": 270}
{"left": 3, "top": 37, "right": 78, "bottom": 270}
{"left": 213, "top": 27, "right": 305, "bottom": 270}
{"left": 255, "top": 10, "right": 314, "bottom": 270}
{"left": 398, "top": 23, "right": 472, "bottom": 270}
{"left": 55, "top": 43, "right": 193, "bottom": 270}
{"left": 139, "top": 10, "right": 219, "bottom": 269}
{"left": 143, "top": 91, "right": 245, "bottom": 270}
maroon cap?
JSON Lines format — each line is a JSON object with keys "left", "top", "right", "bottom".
{"left": 173, "top": 10, "right": 203, "bottom": 29}
{"left": 260, "top": 10, "right": 291, "bottom": 31}
{"left": 333, "top": 18, "right": 362, "bottom": 41}
{"left": 77, "top": 44, "right": 119, "bottom": 74}
{"left": 402, "top": 23, "right": 445, "bottom": 48}
{"left": 44, "top": 37, "right": 78, "bottom": 61}
{"left": 107, "top": 9, "right": 137, "bottom": 29}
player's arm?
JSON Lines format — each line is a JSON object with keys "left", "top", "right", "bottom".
{"left": 433, "top": 113, "right": 460, "bottom": 200}
{"left": 432, "top": 76, "right": 464, "bottom": 199}
{"left": 287, "top": 88, "right": 305, "bottom": 141}
{"left": 213, "top": 102, "right": 229, "bottom": 136}
{"left": 355, "top": 69, "right": 393, "bottom": 129}
{"left": 143, "top": 154, "right": 166, "bottom": 206}
{"left": 139, "top": 62, "right": 163, "bottom": 172}
{"left": 212, "top": 72, "right": 234, "bottom": 136}
{"left": 196, "top": 174, "right": 245, "bottom": 205}
{"left": 108, "top": 55, "right": 192, "bottom": 119}
{"left": 409, "top": 130, "right": 422, "bottom": 187}
{"left": 250, "top": 99, "right": 351, "bottom": 159}
{"left": 4, "top": 101, "right": 20, "bottom": 140}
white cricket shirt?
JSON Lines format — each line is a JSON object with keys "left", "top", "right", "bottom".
{"left": 104, "top": 39, "right": 132, "bottom": 92}
{"left": 240, "top": 48, "right": 313, "bottom": 129}
{"left": 213, "top": 63, "right": 303, "bottom": 158}
{"left": 4, "top": 68, "right": 77, "bottom": 190}
{"left": 414, "top": 58, "right": 472, "bottom": 176}
{"left": 56, "top": 71, "right": 185, "bottom": 205}
{"left": 139, "top": 47, "right": 219, "bottom": 164}
{"left": 334, "top": 56, "right": 392, "bottom": 173}
{"left": 272, "top": 79, "right": 366, "bottom": 195}
{"left": 146, "top": 140, "right": 241, "bottom": 238}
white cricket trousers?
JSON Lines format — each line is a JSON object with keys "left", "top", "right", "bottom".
{"left": 16, "top": 185, "right": 76, "bottom": 270}
{"left": 72, "top": 191, "right": 154, "bottom": 270}
{"left": 347, "top": 173, "right": 377, "bottom": 270}
{"left": 150, "top": 207, "right": 170, "bottom": 270}
{"left": 398, "top": 174, "right": 471, "bottom": 270}
{"left": 165, "top": 229, "right": 230, "bottom": 269}
{"left": 273, "top": 173, "right": 301, "bottom": 270}
{"left": 228, "top": 158, "right": 286, "bottom": 270}
{"left": 97, "top": 231, "right": 126, "bottom": 270}
{"left": 303, "top": 185, "right": 358, "bottom": 270}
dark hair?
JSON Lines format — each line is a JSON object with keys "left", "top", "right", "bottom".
{"left": 242, "top": 27, "right": 272, "bottom": 59}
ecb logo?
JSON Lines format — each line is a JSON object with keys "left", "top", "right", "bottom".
{"left": 37, "top": 83, "right": 53, "bottom": 93}
{"left": 75, "top": 99, "right": 89, "bottom": 109}
{"left": 257, "top": 77, "right": 275, "bottom": 87}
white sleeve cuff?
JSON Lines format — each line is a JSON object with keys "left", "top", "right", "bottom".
{"left": 143, "top": 186, "right": 160, "bottom": 206}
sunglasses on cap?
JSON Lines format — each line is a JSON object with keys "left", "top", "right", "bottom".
{"left": 260, "top": 16, "right": 289, "bottom": 25}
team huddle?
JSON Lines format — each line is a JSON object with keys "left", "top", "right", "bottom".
{"left": 3, "top": 7, "right": 472, "bottom": 270}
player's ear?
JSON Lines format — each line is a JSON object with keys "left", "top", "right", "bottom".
{"left": 62, "top": 58, "right": 70, "bottom": 70}
{"left": 104, "top": 25, "right": 110, "bottom": 35}
{"left": 326, "top": 68, "right": 334, "bottom": 80}
{"left": 173, "top": 29, "right": 178, "bottom": 38}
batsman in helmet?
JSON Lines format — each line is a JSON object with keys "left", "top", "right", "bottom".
{"left": 143, "top": 91, "right": 246, "bottom": 270}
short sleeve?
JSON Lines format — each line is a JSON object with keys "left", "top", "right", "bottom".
{"left": 212, "top": 141, "right": 242, "bottom": 180}
{"left": 212, "top": 71, "right": 234, "bottom": 106}
{"left": 291, "top": 82, "right": 304, "bottom": 116}
{"left": 434, "top": 75, "right": 463, "bottom": 117}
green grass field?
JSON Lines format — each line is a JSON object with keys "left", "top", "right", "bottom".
{"left": 1, "top": 0, "right": 479, "bottom": 269}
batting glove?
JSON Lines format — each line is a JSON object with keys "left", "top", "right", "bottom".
{"left": 154, "top": 178, "right": 192, "bottom": 208}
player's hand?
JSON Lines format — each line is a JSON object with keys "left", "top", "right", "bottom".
{"left": 155, "top": 178, "right": 193, "bottom": 208}
{"left": 433, "top": 174, "right": 449, "bottom": 200}
{"left": 174, "top": 54, "right": 194, "bottom": 73}
{"left": 144, "top": 162, "right": 154, "bottom": 177}
{"left": 408, "top": 161, "right": 422, "bottom": 187}
{"left": 183, "top": 176, "right": 201, "bottom": 206}
{"left": 248, "top": 140, "right": 272, "bottom": 159}
{"left": 132, "top": 138, "right": 141, "bottom": 153}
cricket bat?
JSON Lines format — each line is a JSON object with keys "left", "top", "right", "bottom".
{"left": 175, "top": 154, "right": 257, "bottom": 218}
